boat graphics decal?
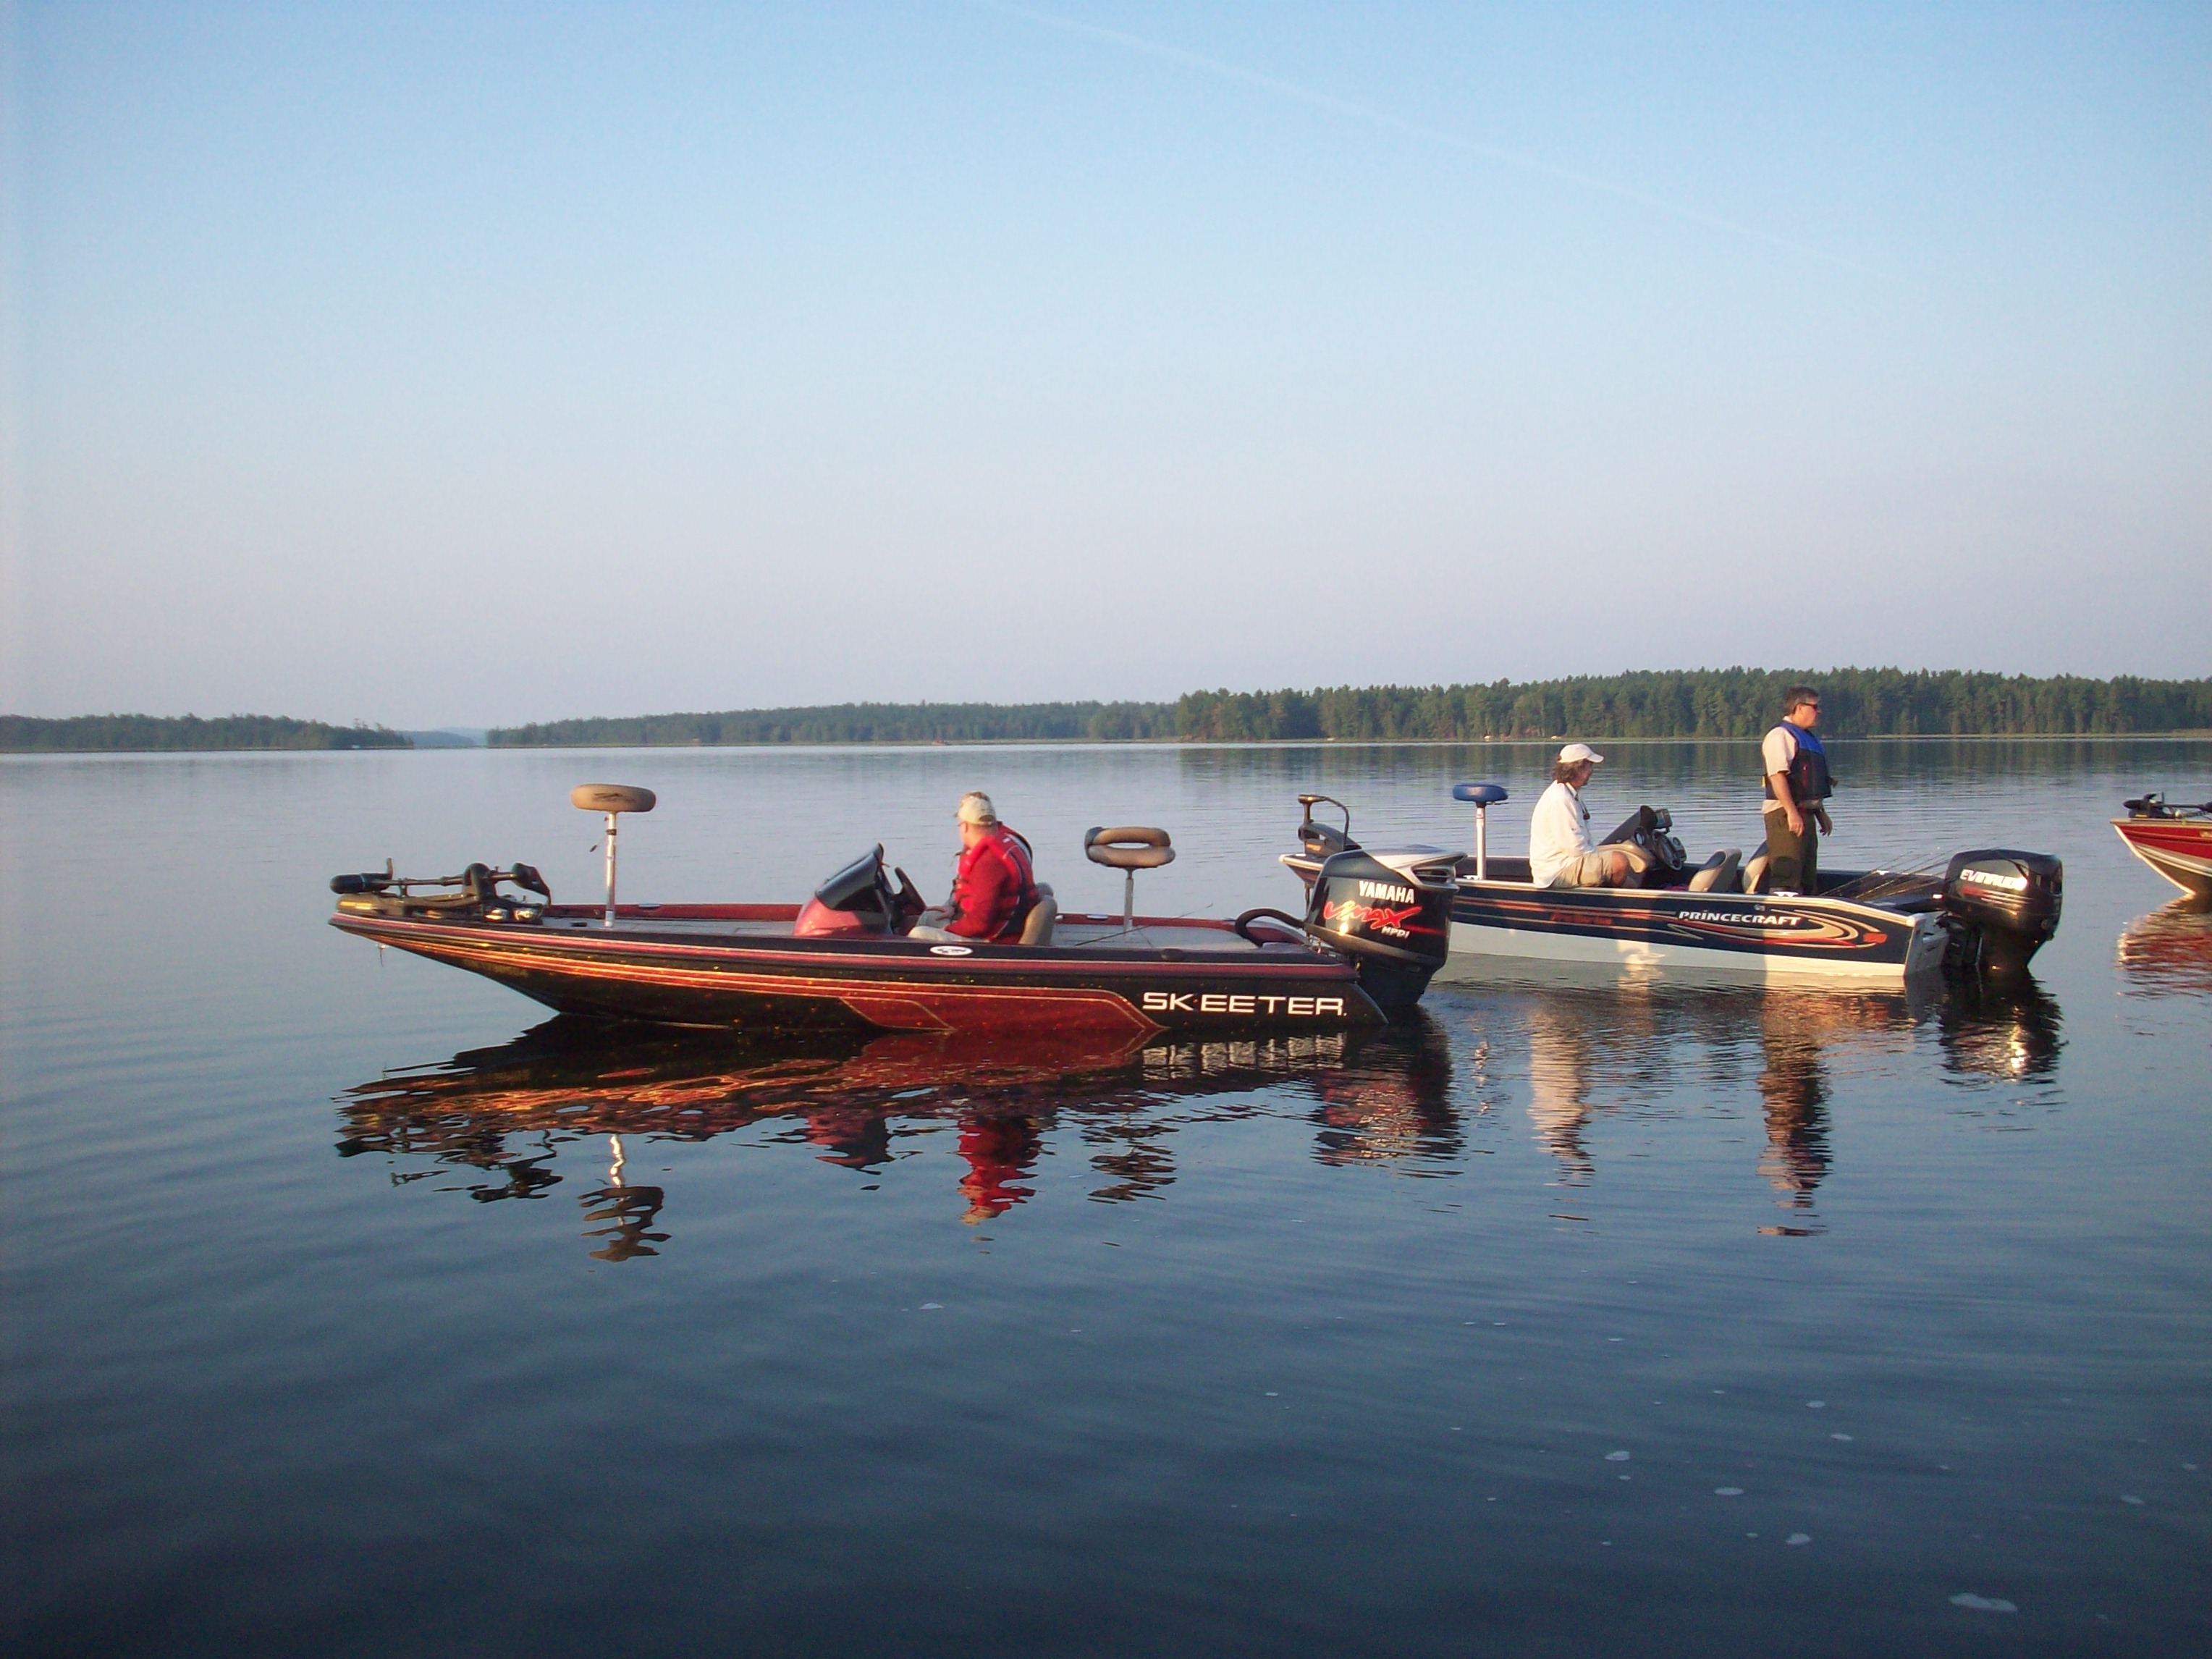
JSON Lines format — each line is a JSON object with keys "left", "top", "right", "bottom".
{"left": 1141, "top": 992, "right": 1348, "bottom": 1016}
{"left": 2115, "top": 820, "right": 2212, "bottom": 858}
{"left": 349, "top": 921, "right": 1164, "bottom": 1034}
{"left": 1320, "top": 896, "right": 1433, "bottom": 941}
{"left": 330, "top": 914, "right": 1378, "bottom": 1033}
{"left": 2113, "top": 819, "right": 2212, "bottom": 895}
{"left": 1449, "top": 888, "right": 1907, "bottom": 962}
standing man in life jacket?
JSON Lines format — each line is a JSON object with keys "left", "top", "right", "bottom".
{"left": 907, "top": 791, "right": 1039, "bottom": 942}
{"left": 1762, "top": 686, "right": 1833, "bottom": 895}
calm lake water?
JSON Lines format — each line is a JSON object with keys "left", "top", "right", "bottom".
{"left": 3, "top": 739, "right": 2208, "bottom": 1656}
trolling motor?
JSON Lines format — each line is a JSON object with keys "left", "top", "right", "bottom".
{"left": 330, "top": 860, "right": 552, "bottom": 922}
{"left": 1296, "top": 795, "right": 1359, "bottom": 860}
{"left": 2124, "top": 792, "right": 2212, "bottom": 818}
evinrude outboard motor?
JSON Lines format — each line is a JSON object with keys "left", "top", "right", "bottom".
{"left": 1941, "top": 850, "right": 2063, "bottom": 976}
{"left": 1301, "top": 850, "right": 1453, "bottom": 1011}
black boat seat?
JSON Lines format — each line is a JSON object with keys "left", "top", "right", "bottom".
{"left": 1086, "top": 827, "right": 1173, "bottom": 931}
{"left": 1741, "top": 841, "right": 1770, "bottom": 895}
{"left": 1688, "top": 849, "right": 1742, "bottom": 892}
{"left": 570, "top": 784, "right": 657, "bottom": 815}
{"left": 1084, "top": 826, "right": 1175, "bottom": 870}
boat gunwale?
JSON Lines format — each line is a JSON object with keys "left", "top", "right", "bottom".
{"left": 326, "top": 910, "right": 1359, "bottom": 980}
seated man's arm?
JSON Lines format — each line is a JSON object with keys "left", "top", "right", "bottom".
{"left": 1528, "top": 788, "right": 1577, "bottom": 885}
{"left": 945, "top": 854, "right": 1014, "bottom": 938}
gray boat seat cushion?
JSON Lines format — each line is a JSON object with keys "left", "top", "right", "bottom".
{"left": 1019, "top": 890, "right": 1058, "bottom": 947}
{"left": 1085, "top": 827, "right": 1175, "bottom": 870}
{"left": 1688, "top": 849, "right": 1742, "bottom": 892}
{"left": 1740, "top": 841, "right": 1770, "bottom": 895}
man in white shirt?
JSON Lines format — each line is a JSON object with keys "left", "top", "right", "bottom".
{"left": 1528, "top": 743, "right": 1651, "bottom": 888}
{"left": 1760, "top": 686, "right": 1833, "bottom": 895}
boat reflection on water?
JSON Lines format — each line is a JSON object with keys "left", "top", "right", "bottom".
{"left": 2117, "top": 903, "right": 2212, "bottom": 1000}
{"left": 338, "top": 1016, "right": 1456, "bottom": 1250}
{"left": 1936, "top": 975, "right": 2064, "bottom": 1082}
{"left": 1519, "top": 979, "right": 1908, "bottom": 1231}
{"left": 1512, "top": 967, "right": 2064, "bottom": 1232}
{"left": 1307, "top": 1016, "right": 1460, "bottom": 1170}
{"left": 340, "top": 969, "right": 2075, "bottom": 1253}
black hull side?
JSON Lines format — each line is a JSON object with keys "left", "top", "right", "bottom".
{"left": 331, "top": 913, "right": 1388, "bottom": 1034}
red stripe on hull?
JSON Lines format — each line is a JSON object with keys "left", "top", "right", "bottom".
{"left": 331, "top": 913, "right": 1381, "bottom": 1033}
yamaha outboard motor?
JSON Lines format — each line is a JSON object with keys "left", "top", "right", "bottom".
{"left": 1301, "top": 850, "right": 1453, "bottom": 1011}
{"left": 1941, "top": 850, "right": 2063, "bottom": 976}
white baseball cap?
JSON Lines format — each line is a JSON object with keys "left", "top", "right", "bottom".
{"left": 1558, "top": 743, "right": 1605, "bottom": 765}
{"left": 955, "top": 790, "right": 998, "bottom": 825}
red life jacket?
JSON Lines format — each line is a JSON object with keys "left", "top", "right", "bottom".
{"left": 948, "top": 825, "right": 1039, "bottom": 941}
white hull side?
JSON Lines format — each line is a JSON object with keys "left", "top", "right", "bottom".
{"left": 1440, "top": 915, "right": 1945, "bottom": 985}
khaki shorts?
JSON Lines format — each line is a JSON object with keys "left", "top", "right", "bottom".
{"left": 1548, "top": 844, "right": 1653, "bottom": 889}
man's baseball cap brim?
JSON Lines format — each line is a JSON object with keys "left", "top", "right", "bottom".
{"left": 1558, "top": 743, "right": 1605, "bottom": 764}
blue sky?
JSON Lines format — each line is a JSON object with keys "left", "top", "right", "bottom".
{"left": 3, "top": 1, "right": 2205, "bottom": 726}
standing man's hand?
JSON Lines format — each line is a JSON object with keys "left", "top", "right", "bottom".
{"left": 1814, "top": 806, "right": 1833, "bottom": 836}
{"left": 1771, "top": 773, "right": 1803, "bottom": 839}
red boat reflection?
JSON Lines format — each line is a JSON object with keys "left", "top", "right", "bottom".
{"left": 338, "top": 1018, "right": 1451, "bottom": 1249}
{"left": 2117, "top": 903, "right": 2212, "bottom": 999}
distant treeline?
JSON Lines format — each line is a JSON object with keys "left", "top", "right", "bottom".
{"left": 1174, "top": 670, "right": 2212, "bottom": 741}
{"left": 0, "top": 714, "right": 411, "bottom": 752}
{"left": 491, "top": 701, "right": 1178, "bottom": 746}
{"left": 489, "top": 671, "right": 2210, "bottom": 748}
{"left": 16, "top": 671, "right": 2203, "bottom": 753}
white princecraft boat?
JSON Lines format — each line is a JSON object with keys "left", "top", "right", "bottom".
{"left": 1280, "top": 785, "right": 2063, "bottom": 986}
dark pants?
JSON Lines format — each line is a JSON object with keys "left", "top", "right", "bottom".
{"left": 1764, "top": 807, "right": 1820, "bottom": 894}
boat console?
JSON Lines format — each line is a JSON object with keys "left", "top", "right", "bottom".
{"left": 793, "top": 846, "right": 926, "bottom": 938}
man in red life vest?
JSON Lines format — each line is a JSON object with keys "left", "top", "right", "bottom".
{"left": 907, "top": 791, "right": 1039, "bottom": 943}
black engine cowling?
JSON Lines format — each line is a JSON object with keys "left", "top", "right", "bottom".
{"left": 1302, "top": 850, "right": 1454, "bottom": 1010}
{"left": 1942, "top": 849, "right": 2063, "bottom": 976}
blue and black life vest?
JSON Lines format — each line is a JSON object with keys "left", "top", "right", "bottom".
{"left": 1763, "top": 724, "right": 1833, "bottom": 803}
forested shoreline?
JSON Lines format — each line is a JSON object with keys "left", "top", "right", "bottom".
{"left": 490, "top": 671, "right": 2211, "bottom": 748}
{"left": 9, "top": 672, "right": 2205, "bottom": 752}
{"left": 0, "top": 715, "right": 411, "bottom": 752}
{"left": 1172, "top": 670, "right": 2212, "bottom": 741}
{"left": 490, "top": 701, "right": 1176, "bottom": 747}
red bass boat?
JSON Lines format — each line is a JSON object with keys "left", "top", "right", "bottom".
{"left": 2113, "top": 793, "right": 2212, "bottom": 903}
{"left": 329, "top": 785, "right": 1453, "bottom": 1036}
